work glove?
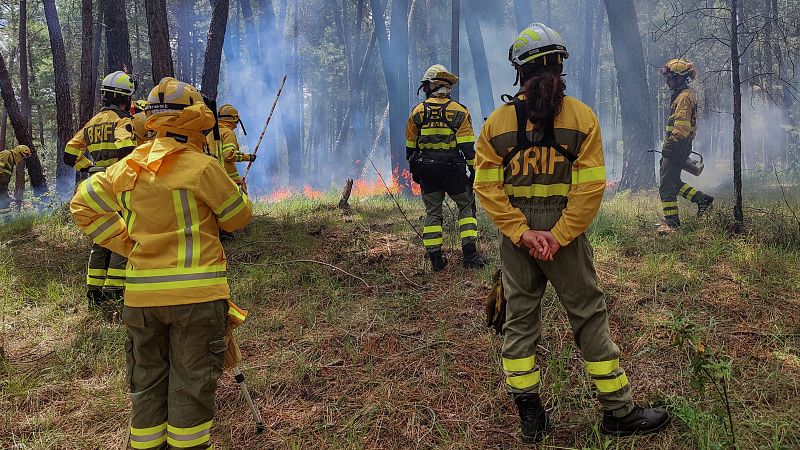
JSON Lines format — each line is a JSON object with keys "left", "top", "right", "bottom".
{"left": 87, "top": 166, "right": 106, "bottom": 174}
{"left": 247, "top": 154, "right": 257, "bottom": 162}
{"left": 484, "top": 268, "right": 506, "bottom": 335}
{"left": 224, "top": 299, "right": 248, "bottom": 369}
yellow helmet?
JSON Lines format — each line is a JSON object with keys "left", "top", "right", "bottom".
{"left": 132, "top": 99, "right": 148, "bottom": 114}
{"left": 662, "top": 59, "right": 697, "bottom": 79}
{"left": 144, "top": 77, "right": 215, "bottom": 133}
{"left": 217, "top": 104, "right": 239, "bottom": 122}
{"left": 12, "top": 145, "right": 32, "bottom": 159}
{"left": 420, "top": 64, "right": 458, "bottom": 86}
{"left": 101, "top": 71, "right": 136, "bottom": 96}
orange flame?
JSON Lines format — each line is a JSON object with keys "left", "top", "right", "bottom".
{"left": 259, "top": 168, "right": 421, "bottom": 203}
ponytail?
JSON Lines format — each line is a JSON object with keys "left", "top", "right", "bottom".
{"left": 520, "top": 64, "right": 566, "bottom": 131}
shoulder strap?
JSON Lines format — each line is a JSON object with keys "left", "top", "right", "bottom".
{"left": 502, "top": 97, "right": 577, "bottom": 166}
{"left": 420, "top": 100, "right": 457, "bottom": 134}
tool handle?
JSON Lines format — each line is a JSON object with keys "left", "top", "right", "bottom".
{"left": 234, "top": 366, "right": 266, "bottom": 433}
{"left": 242, "top": 75, "right": 288, "bottom": 183}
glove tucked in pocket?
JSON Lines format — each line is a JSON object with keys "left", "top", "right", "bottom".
{"left": 484, "top": 268, "right": 506, "bottom": 335}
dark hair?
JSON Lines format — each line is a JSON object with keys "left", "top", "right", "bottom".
{"left": 102, "top": 91, "right": 132, "bottom": 109}
{"left": 519, "top": 62, "right": 566, "bottom": 131}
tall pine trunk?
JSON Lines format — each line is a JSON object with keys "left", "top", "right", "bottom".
{"left": 79, "top": 0, "right": 96, "bottom": 126}
{"left": 450, "top": 0, "right": 460, "bottom": 100}
{"left": 603, "top": 0, "right": 655, "bottom": 190}
{"left": 389, "top": 0, "right": 409, "bottom": 173}
{"left": 103, "top": 0, "right": 133, "bottom": 72}
{"left": 146, "top": 0, "right": 175, "bottom": 82}
{"left": 201, "top": 0, "right": 230, "bottom": 99}
{"left": 43, "top": 0, "right": 76, "bottom": 195}
{"left": 0, "top": 52, "right": 47, "bottom": 195}
{"left": 464, "top": 2, "right": 493, "bottom": 119}
{"left": 730, "top": 0, "right": 744, "bottom": 231}
{"left": 16, "top": 0, "right": 31, "bottom": 205}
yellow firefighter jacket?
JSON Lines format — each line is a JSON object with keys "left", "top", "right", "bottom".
{"left": 131, "top": 111, "right": 154, "bottom": 146}
{"left": 473, "top": 95, "right": 606, "bottom": 247}
{"left": 207, "top": 120, "right": 252, "bottom": 183}
{"left": 405, "top": 97, "right": 476, "bottom": 165}
{"left": 0, "top": 146, "right": 27, "bottom": 179}
{"left": 664, "top": 88, "right": 697, "bottom": 149}
{"left": 70, "top": 130, "right": 253, "bottom": 307}
{"left": 64, "top": 107, "right": 136, "bottom": 171}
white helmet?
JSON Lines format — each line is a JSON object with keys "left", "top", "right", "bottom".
{"left": 420, "top": 64, "right": 458, "bottom": 86}
{"left": 509, "top": 23, "right": 569, "bottom": 67}
{"left": 100, "top": 71, "right": 136, "bottom": 97}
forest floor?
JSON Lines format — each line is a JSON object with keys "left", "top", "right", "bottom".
{"left": 1, "top": 174, "right": 800, "bottom": 450}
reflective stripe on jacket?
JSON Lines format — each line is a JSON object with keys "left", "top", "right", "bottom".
{"left": 70, "top": 134, "right": 253, "bottom": 307}
{"left": 64, "top": 108, "right": 136, "bottom": 170}
{"left": 664, "top": 88, "right": 697, "bottom": 146}
{"left": 207, "top": 121, "right": 242, "bottom": 182}
{"left": 473, "top": 95, "right": 606, "bottom": 247}
{"left": 405, "top": 97, "right": 477, "bottom": 165}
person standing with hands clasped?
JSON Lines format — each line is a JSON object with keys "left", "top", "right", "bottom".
{"left": 472, "top": 23, "right": 669, "bottom": 443}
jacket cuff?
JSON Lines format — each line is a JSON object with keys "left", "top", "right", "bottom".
{"left": 551, "top": 226, "right": 572, "bottom": 247}
{"left": 509, "top": 223, "right": 529, "bottom": 246}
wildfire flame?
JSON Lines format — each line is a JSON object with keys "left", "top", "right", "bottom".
{"left": 259, "top": 168, "right": 421, "bottom": 203}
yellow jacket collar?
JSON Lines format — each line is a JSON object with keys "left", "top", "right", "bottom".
{"left": 127, "top": 128, "right": 206, "bottom": 175}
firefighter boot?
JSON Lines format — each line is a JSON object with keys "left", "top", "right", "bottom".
{"left": 695, "top": 193, "right": 714, "bottom": 216}
{"left": 462, "top": 242, "right": 488, "bottom": 268}
{"left": 600, "top": 405, "right": 670, "bottom": 437}
{"left": 86, "top": 288, "right": 105, "bottom": 310}
{"left": 514, "top": 393, "right": 548, "bottom": 443}
{"left": 428, "top": 249, "right": 448, "bottom": 272}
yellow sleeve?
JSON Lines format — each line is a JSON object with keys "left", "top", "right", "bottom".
{"left": 551, "top": 114, "right": 606, "bottom": 246}
{"left": 456, "top": 111, "right": 477, "bottom": 166}
{"left": 64, "top": 127, "right": 93, "bottom": 171}
{"left": 198, "top": 159, "right": 253, "bottom": 232}
{"left": 472, "top": 120, "right": 530, "bottom": 245}
{"left": 221, "top": 131, "right": 241, "bottom": 181}
{"left": 70, "top": 173, "right": 134, "bottom": 256}
{"left": 405, "top": 112, "right": 419, "bottom": 159}
{"left": 665, "top": 93, "right": 694, "bottom": 145}
{"left": 0, "top": 151, "right": 13, "bottom": 176}
{"left": 115, "top": 117, "right": 136, "bottom": 155}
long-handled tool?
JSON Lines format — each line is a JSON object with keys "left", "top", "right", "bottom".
{"left": 234, "top": 366, "right": 265, "bottom": 433}
{"left": 241, "top": 75, "right": 288, "bottom": 183}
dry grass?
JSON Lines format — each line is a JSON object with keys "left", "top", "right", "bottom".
{"left": 1, "top": 185, "right": 799, "bottom": 449}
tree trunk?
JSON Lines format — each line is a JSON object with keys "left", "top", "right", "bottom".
{"left": 201, "top": 0, "right": 230, "bottom": 99}
{"left": 603, "top": 0, "right": 655, "bottom": 190}
{"left": 176, "top": 0, "right": 191, "bottom": 80}
{"left": 0, "top": 52, "right": 47, "bottom": 195}
{"left": 389, "top": 0, "right": 410, "bottom": 173}
{"left": 285, "top": 0, "right": 303, "bottom": 178}
{"left": 464, "top": 2, "right": 493, "bottom": 119}
{"left": 0, "top": 110, "right": 6, "bottom": 149}
{"left": 19, "top": 0, "right": 31, "bottom": 127}
{"left": 79, "top": 0, "right": 96, "bottom": 126}
{"left": 513, "top": 0, "right": 532, "bottom": 30}
{"left": 239, "top": 0, "right": 259, "bottom": 61}
{"left": 103, "top": 0, "right": 133, "bottom": 72}
{"left": 44, "top": 0, "right": 77, "bottom": 195}
{"left": 450, "top": 0, "right": 460, "bottom": 100}
{"left": 146, "top": 0, "right": 175, "bottom": 82}
{"left": 91, "top": 0, "right": 103, "bottom": 106}
{"left": 730, "top": 0, "right": 744, "bottom": 231}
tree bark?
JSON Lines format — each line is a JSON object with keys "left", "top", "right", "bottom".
{"left": 0, "top": 52, "right": 47, "bottom": 195}
{"left": 603, "top": 0, "right": 655, "bottom": 190}
{"left": 146, "top": 0, "right": 175, "bottom": 82}
{"left": 730, "top": 0, "right": 744, "bottom": 230}
{"left": 201, "top": 0, "right": 230, "bottom": 99}
{"left": 103, "top": 0, "right": 133, "bottom": 72}
{"left": 79, "top": 0, "right": 96, "bottom": 126}
{"left": 19, "top": 0, "right": 31, "bottom": 127}
{"left": 464, "top": 1, "right": 493, "bottom": 119}
{"left": 450, "top": 0, "right": 460, "bottom": 100}
{"left": 389, "top": 0, "right": 409, "bottom": 173}
{"left": 43, "top": 0, "right": 77, "bottom": 195}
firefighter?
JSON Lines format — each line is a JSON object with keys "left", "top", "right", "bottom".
{"left": 70, "top": 77, "right": 253, "bottom": 449}
{"left": 658, "top": 58, "right": 713, "bottom": 233}
{"left": 0, "top": 145, "right": 32, "bottom": 209}
{"left": 210, "top": 104, "right": 256, "bottom": 185}
{"left": 473, "top": 23, "right": 669, "bottom": 442}
{"left": 64, "top": 70, "right": 137, "bottom": 308}
{"left": 131, "top": 99, "right": 153, "bottom": 146}
{"left": 406, "top": 64, "right": 488, "bottom": 271}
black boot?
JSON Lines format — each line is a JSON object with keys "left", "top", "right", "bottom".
{"left": 462, "top": 242, "right": 488, "bottom": 268}
{"left": 695, "top": 193, "right": 714, "bottom": 216}
{"left": 428, "top": 249, "right": 448, "bottom": 272}
{"left": 514, "top": 393, "right": 549, "bottom": 443}
{"left": 600, "top": 405, "right": 670, "bottom": 437}
{"left": 86, "top": 288, "right": 105, "bottom": 310}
